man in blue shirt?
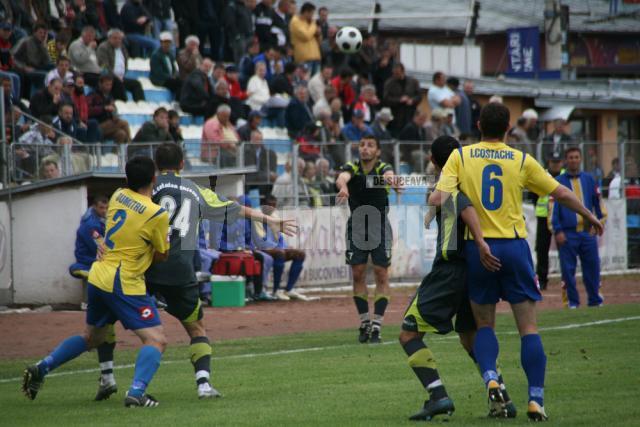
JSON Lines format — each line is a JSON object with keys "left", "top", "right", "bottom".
{"left": 69, "top": 196, "right": 108, "bottom": 280}
{"left": 551, "top": 147, "right": 607, "bottom": 308}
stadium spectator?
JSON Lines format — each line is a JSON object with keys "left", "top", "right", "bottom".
{"left": 253, "top": 45, "right": 284, "bottom": 82}
{"left": 384, "top": 63, "right": 421, "bottom": 135}
{"left": 341, "top": 109, "right": 372, "bottom": 142}
{"left": 52, "top": 102, "right": 90, "bottom": 142}
{"left": 372, "top": 41, "right": 397, "bottom": 103}
{"left": 311, "top": 84, "right": 334, "bottom": 117}
{"left": 88, "top": 73, "right": 131, "bottom": 143}
{"left": 237, "top": 110, "right": 263, "bottom": 141}
{"left": 197, "top": 0, "right": 225, "bottom": 60}
{"left": 315, "top": 157, "right": 335, "bottom": 199}
{"left": 302, "top": 160, "right": 324, "bottom": 206}
{"left": 488, "top": 94, "right": 503, "bottom": 104}
{"left": 441, "top": 109, "right": 458, "bottom": 137}
{"left": 201, "top": 104, "right": 239, "bottom": 164}
{"left": 353, "top": 84, "right": 379, "bottom": 125}
{"left": 177, "top": 35, "right": 202, "bottom": 80}
{"left": 254, "top": 194, "right": 308, "bottom": 300}
{"left": 308, "top": 63, "right": 332, "bottom": 103}
{"left": 42, "top": 158, "right": 61, "bottom": 179}
{"left": 270, "top": 60, "right": 295, "bottom": 96}
{"left": 350, "top": 31, "right": 376, "bottom": 79}
{"left": 320, "top": 26, "right": 347, "bottom": 71}
{"left": 44, "top": 55, "right": 72, "bottom": 87}
{"left": 246, "top": 61, "right": 270, "bottom": 112}
{"left": 144, "top": 0, "right": 173, "bottom": 39}
{"left": 398, "top": 109, "right": 429, "bottom": 172}
{"left": 272, "top": 157, "right": 309, "bottom": 207}
{"left": 120, "top": 0, "right": 159, "bottom": 57}
{"left": 507, "top": 117, "right": 535, "bottom": 157}
{"left": 552, "top": 147, "right": 606, "bottom": 308}
{"left": 239, "top": 37, "right": 260, "bottom": 88}
{"left": 427, "top": 71, "right": 459, "bottom": 113}
{"left": 447, "top": 76, "right": 472, "bottom": 136}
{"left": 211, "top": 62, "right": 226, "bottom": 86}
{"left": 271, "top": 0, "right": 291, "bottom": 48}
{"left": 463, "top": 80, "right": 481, "bottom": 139}
{"left": 371, "top": 107, "right": 393, "bottom": 161}
{"left": 15, "top": 117, "right": 56, "bottom": 178}
{"left": 543, "top": 118, "right": 573, "bottom": 164}
{"left": 0, "top": 21, "right": 20, "bottom": 100}
{"left": 603, "top": 158, "right": 622, "bottom": 199}
{"left": 96, "top": 28, "right": 146, "bottom": 102}
{"left": 167, "top": 109, "right": 183, "bottom": 143}
{"left": 296, "top": 121, "right": 322, "bottom": 161}
{"left": 293, "top": 63, "right": 310, "bottom": 86}
{"left": 254, "top": 0, "right": 275, "bottom": 50}
{"left": 285, "top": 84, "right": 314, "bottom": 138}
{"left": 150, "top": 31, "right": 181, "bottom": 98}
{"left": 173, "top": 0, "right": 198, "bottom": 47}
{"left": 68, "top": 26, "right": 101, "bottom": 86}
{"left": 179, "top": 58, "right": 215, "bottom": 118}
{"left": 244, "top": 128, "right": 278, "bottom": 197}
{"left": 68, "top": 195, "right": 108, "bottom": 280}
{"left": 211, "top": 79, "right": 247, "bottom": 124}
{"left": 30, "top": 77, "right": 63, "bottom": 119}
{"left": 133, "top": 106, "right": 172, "bottom": 143}
{"left": 316, "top": 6, "right": 329, "bottom": 39}
{"left": 12, "top": 21, "right": 52, "bottom": 98}
{"left": 225, "top": 0, "right": 255, "bottom": 63}
{"left": 290, "top": 2, "right": 320, "bottom": 74}
{"left": 90, "top": 0, "right": 122, "bottom": 37}
{"left": 331, "top": 67, "right": 355, "bottom": 113}
{"left": 224, "top": 65, "right": 247, "bottom": 100}
{"left": 521, "top": 108, "right": 540, "bottom": 143}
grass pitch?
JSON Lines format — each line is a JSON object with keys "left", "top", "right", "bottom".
{"left": 1, "top": 304, "right": 639, "bottom": 426}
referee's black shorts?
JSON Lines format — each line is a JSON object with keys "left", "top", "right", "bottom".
{"left": 345, "top": 217, "right": 392, "bottom": 267}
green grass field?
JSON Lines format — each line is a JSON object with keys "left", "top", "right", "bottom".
{"left": 1, "top": 304, "right": 639, "bottom": 426}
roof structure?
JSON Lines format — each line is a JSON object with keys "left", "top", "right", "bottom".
{"left": 323, "top": 0, "right": 640, "bottom": 34}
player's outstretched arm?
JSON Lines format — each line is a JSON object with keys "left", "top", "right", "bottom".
{"left": 383, "top": 170, "right": 403, "bottom": 194}
{"left": 551, "top": 185, "right": 604, "bottom": 236}
{"left": 335, "top": 171, "right": 352, "bottom": 204}
{"left": 460, "top": 206, "right": 501, "bottom": 272}
{"left": 239, "top": 205, "right": 298, "bottom": 237}
{"left": 427, "top": 189, "right": 451, "bottom": 207}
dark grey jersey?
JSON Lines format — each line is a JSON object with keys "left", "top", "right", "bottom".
{"left": 145, "top": 172, "right": 241, "bottom": 286}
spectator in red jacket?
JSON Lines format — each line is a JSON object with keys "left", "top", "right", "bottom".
{"left": 331, "top": 67, "right": 355, "bottom": 113}
{"left": 224, "top": 65, "right": 247, "bottom": 100}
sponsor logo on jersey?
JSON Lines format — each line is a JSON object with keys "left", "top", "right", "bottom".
{"left": 139, "top": 306, "right": 155, "bottom": 320}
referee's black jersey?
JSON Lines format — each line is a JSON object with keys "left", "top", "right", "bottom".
{"left": 340, "top": 160, "right": 392, "bottom": 215}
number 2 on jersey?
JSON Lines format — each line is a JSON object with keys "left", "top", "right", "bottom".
{"left": 159, "top": 195, "right": 192, "bottom": 237}
{"left": 481, "top": 165, "right": 503, "bottom": 210}
{"left": 104, "top": 209, "right": 127, "bottom": 249}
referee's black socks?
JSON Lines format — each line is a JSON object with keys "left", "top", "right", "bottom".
{"left": 353, "top": 294, "right": 369, "bottom": 325}
{"left": 372, "top": 295, "right": 389, "bottom": 331}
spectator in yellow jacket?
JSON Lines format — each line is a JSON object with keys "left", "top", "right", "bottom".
{"left": 289, "top": 2, "right": 321, "bottom": 74}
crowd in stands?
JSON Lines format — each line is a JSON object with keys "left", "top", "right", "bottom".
{"left": 2, "top": 0, "right": 633, "bottom": 203}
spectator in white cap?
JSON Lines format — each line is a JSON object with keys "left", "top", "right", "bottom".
{"left": 488, "top": 94, "right": 503, "bottom": 104}
{"left": 150, "top": 32, "right": 181, "bottom": 97}
{"left": 178, "top": 35, "right": 203, "bottom": 81}
{"left": 522, "top": 108, "right": 540, "bottom": 142}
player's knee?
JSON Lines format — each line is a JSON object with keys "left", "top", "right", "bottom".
{"left": 398, "top": 330, "right": 417, "bottom": 346}
{"left": 84, "top": 332, "right": 102, "bottom": 350}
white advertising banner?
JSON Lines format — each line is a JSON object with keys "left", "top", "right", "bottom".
{"left": 292, "top": 199, "right": 627, "bottom": 288}
{"left": 0, "top": 201, "right": 10, "bottom": 290}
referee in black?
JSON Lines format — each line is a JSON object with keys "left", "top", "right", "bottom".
{"left": 336, "top": 135, "right": 402, "bottom": 343}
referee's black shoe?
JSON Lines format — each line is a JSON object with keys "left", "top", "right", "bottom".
{"left": 358, "top": 321, "right": 371, "bottom": 343}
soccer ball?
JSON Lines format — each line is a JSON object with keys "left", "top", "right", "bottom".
{"left": 336, "top": 26, "right": 362, "bottom": 54}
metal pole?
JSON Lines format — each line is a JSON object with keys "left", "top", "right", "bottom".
{"left": 393, "top": 141, "right": 401, "bottom": 175}
{"left": 118, "top": 144, "right": 127, "bottom": 172}
{"left": 0, "top": 85, "right": 6, "bottom": 187}
{"left": 62, "top": 143, "right": 72, "bottom": 176}
{"left": 292, "top": 143, "right": 299, "bottom": 208}
{"left": 620, "top": 141, "right": 626, "bottom": 197}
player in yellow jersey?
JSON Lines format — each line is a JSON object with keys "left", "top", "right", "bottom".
{"left": 23, "top": 157, "right": 171, "bottom": 408}
{"left": 429, "top": 103, "right": 604, "bottom": 421}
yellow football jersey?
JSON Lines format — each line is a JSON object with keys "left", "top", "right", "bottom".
{"left": 88, "top": 188, "right": 170, "bottom": 295}
{"left": 436, "top": 141, "right": 559, "bottom": 239}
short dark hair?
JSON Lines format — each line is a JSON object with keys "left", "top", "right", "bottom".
{"left": 431, "top": 135, "right": 461, "bottom": 169}
{"left": 214, "top": 62, "right": 225, "bottom": 71}
{"left": 300, "top": 2, "right": 315, "bottom": 13}
{"left": 42, "top": 159, "right": 58, "bottom": 168}
{"left": 99, "top": 72, "right": 114, "bottom": 82}
{"left": 33, "top": 22, "right": 48, "bottom": 32}
{"left": 168, "top": 109, "right": 179, "bottom": 120}
{"left": 56, "top": 55, "right": 70, "bottom": 64}
{"left": 393, "top": 63, "right": 405, "bottom": 72}
{"left": 155, "top": 142, "right": 184, "bottom": 170}
{"left": 284, "top": 62, "right": 297, "bottom": 75}
{"left": 479, "top": 103, "right": 510, "bottom": 140}
{"left": 93, "top": 194, "right": 109, "bottom": 205}
{"left": 339, "top": 67, "right": 354, "bottom": 79}
{"left": 125, "top": 157, "right": 156, "bottom": 191}
{"left": 564, "top": 147, "right": 581, "bottom": 158}
{"left": 432, "top": 71, "right": 444, "bottom": 84}
{"left": 58, "top": 102, "right": 74, "bottom": 112}
{"left": 446, "top": 76, "right": 459, "bottom": 89}
{"left": 516, "top": 116, "right": 527, "bottom": 127}
{"left": 318, "top": 6, "right": 328, "bottom": 12}
{"left": 153, "top": 107, "right": 168, "bottom": 118}
{"left": 360, "top": 134, "right": 380, "bottom": 149}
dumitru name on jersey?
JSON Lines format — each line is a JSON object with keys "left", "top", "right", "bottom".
{"left": 366, "top": 175, "right": 436, "bottom": 188}
{"left": 153, "top": 181, "right": 202, "bottom": 202}
{"left": 116, "top": 192, "right": 147, "bottom": 214}
{"left": 469, "top": 148, "right": 515, "bottom": 160}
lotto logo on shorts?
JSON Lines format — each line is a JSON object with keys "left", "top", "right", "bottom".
{"left": 139, "top": 306, "right": 155, "bottom": 320}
